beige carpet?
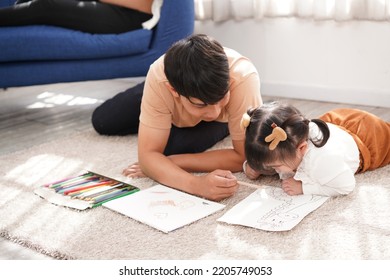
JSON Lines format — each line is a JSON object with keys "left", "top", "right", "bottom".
{"left": 1, "top": 130, "right": 389, "bottom": 260}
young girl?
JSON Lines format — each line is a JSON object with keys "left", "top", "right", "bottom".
{"left": 241, "top": 102, "right": 390, "bottom": 197}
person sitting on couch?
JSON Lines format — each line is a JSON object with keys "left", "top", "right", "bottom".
{"left": 0, "top": 0, "right": 162, "bottom": 34}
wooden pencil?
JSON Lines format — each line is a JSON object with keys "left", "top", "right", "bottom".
{"left": 237, "top": 180, "right": 263, "bottom": 189}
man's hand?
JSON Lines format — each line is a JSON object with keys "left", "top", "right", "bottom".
{"left": 194, "top": 169, "right": 238, "bottom": 201}
{"left": 123, "top": 164, "right": 237, "bottom": 201}
{"left": 122, "top": 162, "right": 147, "bottom": 178}
{"left": 281, "top": 177, "right": 303, "bottom": 195}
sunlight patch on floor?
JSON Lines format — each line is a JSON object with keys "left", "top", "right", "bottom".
{"left": 26, "top": 91, "right": 103, "bottom": 109}
{"left": 5, "top": 154, "right": 85, "bottom": 186}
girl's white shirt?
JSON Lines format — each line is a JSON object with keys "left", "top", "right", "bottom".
{"left": 294, "top": 122, "right": 360, "bottom": 196}
{"left": 142, "top": 0, "right": 164, "bottom": 29}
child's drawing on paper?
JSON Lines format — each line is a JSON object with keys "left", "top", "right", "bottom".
{"left": 149, "top": 199, "right": 196, "bottom": 219}
{"left": 254, "top": 186, "right": 327, "bottom": 230}
{"left": 257, "top": 212, "right": 299, "bottom": 230}
{"left": 218, "top": 186, "right": 329, "bottom": 231}
{"left": 103, "top": 184, "right": 225, "bottom": 233}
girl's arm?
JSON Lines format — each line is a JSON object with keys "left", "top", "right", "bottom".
{"left": 295, "top": 153, "right": 356, "bottom": 196}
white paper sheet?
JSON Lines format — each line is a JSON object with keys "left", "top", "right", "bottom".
{"left": 218, "top": 186, "right": 329, "bottom": 231}
{"left": 103, "top": 184, "right": 225, "bottom": 233}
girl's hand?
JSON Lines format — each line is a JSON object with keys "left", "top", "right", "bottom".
{"left": 122, "top": 162, "right": 147, "bottom": 178}
{"left": 281, "top": 177, "right": 303, "bottom": 195}
{"left": 243, "top": 161, "right": 261, "bottom": 180}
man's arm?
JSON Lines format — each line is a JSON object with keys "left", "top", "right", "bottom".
{"left": 137, "top": 123, "right": 238, "bottom": 201}
{"left": 167, "top": 139, "right": 246, "bottom": 173}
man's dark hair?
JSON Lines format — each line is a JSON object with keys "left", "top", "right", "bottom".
{"left": 164, "top": 34, "right": 230, "bottom": 105}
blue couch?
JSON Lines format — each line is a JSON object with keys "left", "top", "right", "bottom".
{"left": 0, "top": 0, "right": 194, "bottom": 88}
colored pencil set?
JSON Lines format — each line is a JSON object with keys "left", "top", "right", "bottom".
{"left": 41, "top": 171, "right": 139, "bottom": 208}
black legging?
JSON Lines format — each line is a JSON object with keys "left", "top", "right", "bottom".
{"left": 0, "top": 0, "right": 152, "bottom": 34}
{"left": 91, "top": 82, "right": 230, "bottom": 156}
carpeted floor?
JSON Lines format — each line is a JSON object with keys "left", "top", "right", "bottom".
{"left": 1, "top": 130, "right": 389, "bottom": 260}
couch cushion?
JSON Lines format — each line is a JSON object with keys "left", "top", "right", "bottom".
{"left": 0, "top": 25, "right": 153, "bottom": 62}
{"left": 0, "top": 0, "right": 14, "bottom": 8}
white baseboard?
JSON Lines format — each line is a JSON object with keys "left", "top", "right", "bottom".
{"left": 262, "top": 82, "right": 390, "bottom": 108}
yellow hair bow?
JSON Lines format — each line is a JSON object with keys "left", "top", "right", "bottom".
{"left": 265, "top": 123, "right": 287, "bottom": 150}
{"left": 240, "top": 112, "right": 251, "bottom": 130}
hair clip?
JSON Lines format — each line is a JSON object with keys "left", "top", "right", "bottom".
{"left": 265, "top": 123, "right": 287, "bottom": 150}
{"left": 240, "top": 112, "right": 251, "bottom": 130}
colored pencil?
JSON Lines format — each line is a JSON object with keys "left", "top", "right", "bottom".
{"left": 74, "top": 183, "right": 125, "bottom": 200}
{"left": 41, "top": 171, "right": 139, "bottom": 209}
{"left": 62, "top": 181, "right": 111, "bottom": 195}
{"left": 237, "top": 180, "right": 263, "bottom": 189}
{"left": 92, "top": 188, "right": 139, "bottom": 208}
{"left": 91, "top": 188, "right": 135, "bottom": 204}
{"left": 46, "top": 172, "right": 94, "bottom": 189}
{"left": 42, "top": 172, "right": 93, "bottom": 187}
{"left": 52, "top": 175, "right": 100, "bottom": 192}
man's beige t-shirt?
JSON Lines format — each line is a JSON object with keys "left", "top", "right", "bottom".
{"left": 140, "top": 48, "right": 261, "bottom": 141}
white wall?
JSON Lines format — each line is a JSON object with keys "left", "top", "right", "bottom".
{"left": 195, "top": 18, "right": 390, "bottom": 107}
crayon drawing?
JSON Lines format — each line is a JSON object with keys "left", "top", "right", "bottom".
{"left": 218, "top": 186, "right": 329, "bottom": 231}
{"left": 103, "top": 185, "right": 225, "bottom": 233}
{"left": 148, "top": 199, "right": 196, "bottom": 220}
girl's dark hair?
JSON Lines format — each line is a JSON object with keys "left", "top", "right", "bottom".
{"left": 244, "top": 102, "right": 330, "bottom": 171}
{"left": 164, "top": 34, "right": 230, "bottom": 105}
